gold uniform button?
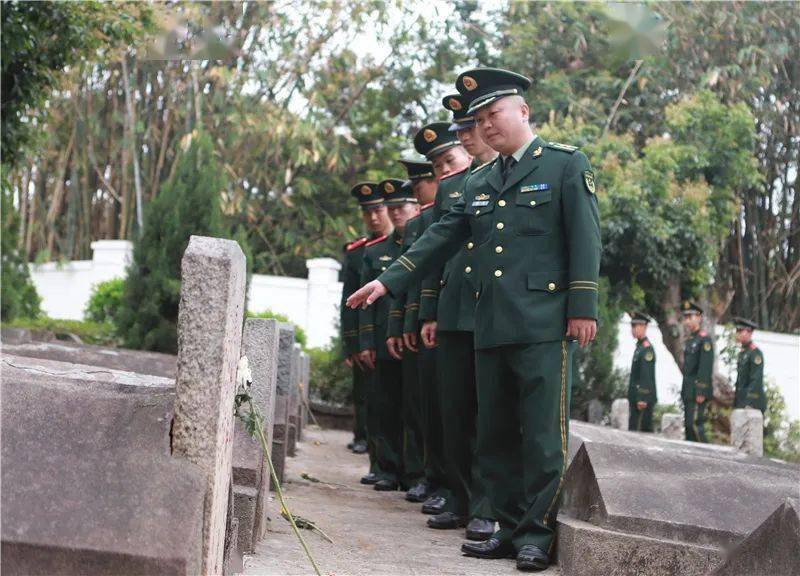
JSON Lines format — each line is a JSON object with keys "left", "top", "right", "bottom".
{"left": 498, "top": 199, "right": 506, "bottom": 207}
{"left": 465, "top": 266, "right": 472, "bottom": 273}
{"left": 476, "top": 209, "right": 481, "bottom": 215}
{"left": 440, "top": 280, "right": 445, "bottom": 286}
{"left": 494, "top": 269, "right": 503, "bottom": 278}
{"left": 381, "top": 267, "right": 387, "bottom": 271}
{"left": 548, "top": 282, "right": 556, "bottom": 291}
{"left": 475, "top": 291, "right": 480, "bottom": 299}
{"left": 467, "top": 242, "right": 474, "bottom": 249}
{"left": 495, "top": 246, "right": 503, "bottom": 253}
{"left": 530, "top": 200, "right": 537, "bottom": 206}
{"left": 496, "top": 222, "right": 505, "bottom": 230}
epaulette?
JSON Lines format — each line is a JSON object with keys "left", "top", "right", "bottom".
{"left": 421, "top": 202, "right": 435, "bottom": 211}
{"left": 471, "top": 158, "right": 496, "bottom": 174}
{"left": 441, "top": 165, "right": 471, "bottom": 181}
{"left": 365, "top": 234, "right": 388, "bottom": 247}
{"left": 346, "top": 237, "right": 368, "bottom": 252}
{"left": 547, "top": 141, "right": 578, "bottom": 153}
{"left": 699, "top": 330, "right": 708, "bottom": 338}
{"left": 642, "top": 340, "right": 650, "bottom": 347}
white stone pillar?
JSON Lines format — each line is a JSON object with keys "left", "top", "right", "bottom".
{"left": 611, "top": 398, "right": 629, "bottom": 430}
{"left": 305, "top": 257, "right": 341, "bottom": 349}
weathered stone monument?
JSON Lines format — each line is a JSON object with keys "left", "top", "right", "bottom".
{"left": 272, "top": 323, "right": 296, "bottom": 485}
{"left": 610, "top": 398, "right": 629, "bottom": 430}
{"left": 730, "top": 408, "right": 764, "bottom": 457}
{"left": 660, "top": 412, "right": 684, "bottom": 440}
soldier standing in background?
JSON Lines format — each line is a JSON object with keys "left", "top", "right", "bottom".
{"left": 680, "top": 301, "right": 714, "bottom": 443}
{"left": 627, "top": 312, "right": 657, "bottom": 432}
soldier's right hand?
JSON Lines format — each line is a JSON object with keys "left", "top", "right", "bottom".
{"left": 403, "top": 332, "right": 418, "bottom": 352}
{"left": 359, "top": 349, "right": 376, "bottom": 370}
{"left": 421, "top": 321, "right": 438, "bottom": 348}
{"left": 347, "top": 280, "right": 388, "bottom": 309}
{"left": 344, "top": 356, "right": 353, "bottom": 368}
{"left": 637, "top": 401, "right": 647, "bottom": 410}
{"left": 386, "top": 337, "right": 404, "bottom": 360}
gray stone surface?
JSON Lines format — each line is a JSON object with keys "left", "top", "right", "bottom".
{"left": 300, "top": 353, "right": 311, "bottom": 429}
{"left": 610, "top": 398, "right": 629, "bottom": 430}
{"left": 1, "top": 358, "right": 205, "bottom": 575}
{"left": 172, "top": 235, "right": 246, "bottom": 576}
{"left": 275, "top": 323, "right": 296, "bottom": 396}
{"left": 730, "top": 408, "right": 764, "bottom": 457}
{"left": 288, "top": 344, "right": 302, "bottom": 449}
{"left": 2, "top": 340, "right": 177, "bottom": 378}
{"left": 661, "top": 412, "right": 685, "bottom": 440}
{"left": 587, "top": 398, "right": 604, "bottom": 424}
{"left": 239, "top": 317, "right": 280, "bottom": 541}
{"left": 233, "top": 485, "right": 259, "bottom": 554}
{"left": 271, "top": 393, "right": 290, "bottom": 487}
{"left": 711, "top": 497, "right": 800, "bottom": 576}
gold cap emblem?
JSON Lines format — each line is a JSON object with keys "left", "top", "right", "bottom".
{"left": 423, "top": 128, "right": 437, "bottom": 143}
{"left": 448, "top": 97, "right": 462, "bottom": 111}
{"left": 360, "top": 185, "right": 371, "bottom": 195}
{"left": 683, "top": 301, "right": 690, "bottom": 309}
{"left": 384, "top": 182, "right": 395, "bottom": 193}
{"left": 462, "top": 75, "right": 478, "bottom": 91}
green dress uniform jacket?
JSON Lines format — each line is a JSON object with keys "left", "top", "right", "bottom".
{"left": 735, "top": 342, "right": 765, "bottom": 412}
{"left": 359, "top": 231, "right": 403, "bottom": 358}
{"left": 627, "top": 337, "right": 657, "bottom": 432}
{"left": 341, "top": 237, "right": 368, "bottom": 357}
{"left": 681, "top": 329, "right": 714, "bottom": 442}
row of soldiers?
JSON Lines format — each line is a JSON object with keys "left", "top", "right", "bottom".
{"left": 627, "top": 307, "right": 766, "bottom": 439}
{"left": 341, "top": 67, "right": 599, "bottom": 572}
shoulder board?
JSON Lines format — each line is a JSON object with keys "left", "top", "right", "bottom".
{"left": 365, "top": 235, "right": 388, "bottom": 247}
{"left": 547, "top": 141, "right": 578, "bottom": 153}
{"left": 698, "top": 330, "right": 707, "bottom": 338}
{"left": 421, "top": 202, "right": 434, "bottom": 211}
{"left": 441, "top": 165, "right": 471, "bottom": 181}
{"left": 642, "top": 340, "right": 650, "bottom": 347}
{"left": 346, "top": 237, "right": 368, "bottom": 252}
{"left": 471, "top": 158, "right": 496, "bottom": 174}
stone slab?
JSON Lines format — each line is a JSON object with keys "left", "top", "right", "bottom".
{"left": 730, "top": 408, "right": 764, "bottom": 457}
{"left": 661, "top": 412, "right": 685, "bottom": 440}
{"left": 233, "top": 485, "right": 259, "bottom": 554}
{"left": 271, "top": 393, "right": 290, "bottom": 487}
{"left": 172, "top": 235, "right": 246, "bottom": 575}
{"left": 1, "top": 368, "right": 205, "bottom": 575}
{"left": 2, "top": 340, "right": 176, "bottom": 378}
{"left": 610, "top": 398, "right": 629, "bottom": 430}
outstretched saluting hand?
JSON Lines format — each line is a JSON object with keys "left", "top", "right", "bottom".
{"left": 347, "top": 280, "right": 388, "bottom": 309}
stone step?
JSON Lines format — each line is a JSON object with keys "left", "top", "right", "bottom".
{"left": 233, "top": 485, "right": 259, "bottom": 554}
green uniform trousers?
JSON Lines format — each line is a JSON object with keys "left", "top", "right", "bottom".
{"left": 684, "top": 400, "right": 709, "bottom": 443}
{"left": 402, "top": 350, "right": 425, "bottom": 484}
{"left": 475, "top": 339, "right": 574, "bottom": 554}
{"left": 352, "top": 365, "right": 368, "bottom": 442}
{"left": 375, "top": 358, "right": 404, "bottom": 483}
{"left": 364, "top": 367, "right": 380, "bottom": 475}
{"left": 628, "top": 404, "right": 654, "bottom": 432}
{"left": 437, "top": 330, "right": 492, "bottom": 519}
{"left": 419, "top": 345, "right": 450, "bottom": 498}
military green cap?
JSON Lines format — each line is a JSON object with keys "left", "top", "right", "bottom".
{"left": 630, "top": 311, "right": 652, "bottom": 325}
{"left": 733, "top": 317, "right": 757, "bottom": 330}
{"left": 379, "top": 178, "right": 417, "bottom": 206}
{"left": 681, "top": 300, "right": 703, "bottom": 315}
{"left": 456, "top": 67, "right": 532, "bottom": 115}
{"left": 398, "top": 158, "right": 434, "bottom": 181}
{"left": 442, "top": 93, "right": 475, "bottom": 132}
{"left": 413, "top": 122, "right": 460, "bottom": 160}
{"left": 350, "top": 181, "right": 384, "bottom": 210}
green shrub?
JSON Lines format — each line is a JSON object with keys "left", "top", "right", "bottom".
{"left": 764, "top": 379, "right": 800, "bottom": 463}
{"left": 2, "top": 316, "right": 117, "bottom": 346}
{"left": 307, "top": 335, "right": 351, "bottom": 406}
{"left": 246, "top": 309, "right": 307, "bottom": 348}
{"left": 84, "top": 278, "right": 125, "bottom": 326}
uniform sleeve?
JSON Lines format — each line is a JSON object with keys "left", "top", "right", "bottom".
{"left": 340, "top": 251, "right": 360, "bottom": 357}
{"left": 386, "top": 291, "right": 406, "bottom": 338}
{"left": 379, "top": 201, "right": 470, "bottom": 297}
{"left": 638, "top": 348, "right": 657, "bottom": 403}
{"left": 561, "top": 151, "right": 601, "bottom": 319}
{"left": 695, "top": 338, "right": 714, "bottom": 397}
{"left": 628, "top": 353, "right": 639, "bottom": 404}
{"left": 403, "top": 280, "right": 421, "bottom": 333}
{"left": 747, "top": 350, "right": 765, "bottom": 411}
{"left": 358, "top": 253, "right": 377, "bottom": 352}
{"left": 418, "top": 271, "right": 440, "bottom": 322}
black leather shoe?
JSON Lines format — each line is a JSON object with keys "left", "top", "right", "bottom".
{"left": 421, "top": 495, "right": 446, "bottom": 515}
{"left": 352, "top": 440, "right": 368, "bottom": 454}
{"left": 405, "top": 481, "right": 430, "bottom": 503}
{"left": 347, "top": 440, "right": 355, "bottom": 450}
{"left": 465, "top": 517, "right": 495, "bottom": 541}
{"left": 360, "top": 472, "right": 379, "bottom": 485}
{"left": 427, "top": 511, "right": 467, "bottom": 529}
{"left": 516, "top": 545, "right": 549, "bottom": 571}
{"left": 461, "top": 537, "right": 516, "bottom": 560}
{"left": 373, "top": 479, "right": 399, "bottom": 491}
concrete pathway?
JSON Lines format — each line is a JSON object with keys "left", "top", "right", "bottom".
{"left": 244, "top": 426, "right": 560, "bottom": 576}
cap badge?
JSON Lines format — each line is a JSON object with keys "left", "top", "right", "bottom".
{"left": 423, "top": 129, "right": 437, "bottom": 143}
{"left": 462, "top": 75, "right": 478, "bottom": 91}
{"left": 360, "top": 185, "right": 371, "bottom": 195}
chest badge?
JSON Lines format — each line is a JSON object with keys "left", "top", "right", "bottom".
{"left": 379, "top": 255, "right": 392, "bottom": 261}
{"left": 474, "top": 193, "right": 490, "bottom": 201}
{"left": 449, "top": 191, "right": 462, "bottom": 198}
{"left": 520, "top": 184, "right": 550, "bottom": 193}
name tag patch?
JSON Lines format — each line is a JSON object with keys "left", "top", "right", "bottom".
{"left": 520, "top": 184, "right": 550, "bottom": 193}
{"left": 471, "top": 200, "right": 490, "bottom": 207}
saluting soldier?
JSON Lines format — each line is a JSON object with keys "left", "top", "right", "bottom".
{"left": 627, "top": 312, "right": 657, "bottom": 432}
{"left": 349, "top": 68, "right": 601, "bottom": 572}
{"left": 359, "top": 179, "right": 419, "bottom": 491}
{"left": 733, "top": 317, "right": 766, "bottom": 413}
{"left": 680, "top": 301, "right": 714, "bottom": 443}
{"left": 347, "top": 183, "right": 395, "bottom": 483}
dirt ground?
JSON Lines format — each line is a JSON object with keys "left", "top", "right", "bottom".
{"left": 244, "top": 426, "right": 560, "bottom": 576}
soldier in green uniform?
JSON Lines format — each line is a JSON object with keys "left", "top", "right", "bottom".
{"left": 349, "top": 68, "right": 601, "bottom": 571}
{"left": 733, "top": 317, "right": 766, "bottom": 413}
{"left": 415, "top": 98, "right": 496, "bottom": 542}
{"left": 341, "top": 184, "right": 394, "bottom": 455}
{"left": 359, "top": 178, "right": 419, "bottom": 491}
{"left": 627, "top": 312, "right": 657, "bottom": 432}
{"left": 680, "top": 301, "right": 714, "bottom": 443}
{"left": 346, "top": 183, "right": 395, "bottom": 484}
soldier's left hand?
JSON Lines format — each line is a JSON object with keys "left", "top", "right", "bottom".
{"left": 566, "top": 318, "right": 597, "bottom": 348}
{"left": 696, "top": 395, "right": 706, "bottom": 404}
{"left": 637, "top": 401, "right": 647, "bottom": 410}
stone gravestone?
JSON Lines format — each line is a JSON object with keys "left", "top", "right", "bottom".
{"left": 287, "top": 343, "right": 301, "bottom": 455}
{"left": 300, "top": 352, "right": 311, "bottom": 430}
{"left": 661, "top": 412, "right": 684, "bottom": 440}
{"left": 271, "top": 323, "right": 296, "bottom": 486}
{"left": 730, "top": 408, "right": 764, "bottom": 457}
{"left": 610, "top": 398, "right": 629, "bottom": 430}
{"left": 232, "top": 318, "right": 280, "bottom": 551}
{"left": 587, "top": 398, "right": 604, "bottom": 424}
{"left": 171, "top": 236, "right": 246, "bottom": 576}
